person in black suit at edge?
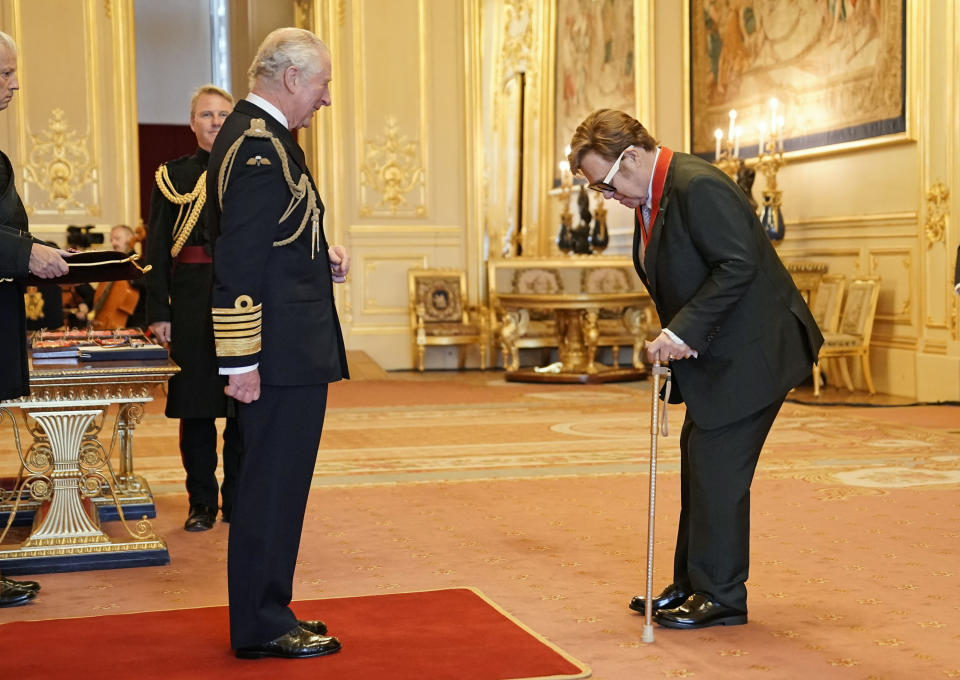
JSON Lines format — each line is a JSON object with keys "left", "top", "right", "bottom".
{"left": 207, "top": 27, "right": 349, "bottom": 659}
{"left": 145, "top": 85, "right": 243, "bottom": 532}
{"left": 954, "top": 244, "right": 959, "bottom": 295}
{"left": 0, "top": 29, "right": 71, "bottom": 607}
{"left": 568, "top": 109, "right": 824, "bottom": 629}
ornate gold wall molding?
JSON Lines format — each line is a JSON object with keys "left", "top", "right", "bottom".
{"left": 351, "top": 0, "right": 429, "bottom": 222}
{"left": 923, "top": 181, "right": 949, "bottom": 248}
{"left": 499, "top": 0, "right": 536, "bottom": 83}
{"left": 1, "top": 0, "right": 139, "bottom": 229}
{"left": 22, "top": 109, "right": 99, "bottom": 215}
{"left": 359, "top": 115, "right": 425, "bottom": 217}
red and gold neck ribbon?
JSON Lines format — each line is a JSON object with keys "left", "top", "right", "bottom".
{"left": 635, "top": 146, "right": 674, "bottom": 249}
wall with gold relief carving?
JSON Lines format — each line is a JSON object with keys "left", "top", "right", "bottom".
{"left": 0, "top": 0, "right": 139, "bottom": 245}
{"left": 300, "top": 0, "right": 482, "bottom": 370}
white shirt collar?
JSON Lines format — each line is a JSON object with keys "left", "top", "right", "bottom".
{"left": 245, "top": 92, "right": 289, "bottom": 130}
{"left": 645, "top": 146, "right": 662, "bottom": 210}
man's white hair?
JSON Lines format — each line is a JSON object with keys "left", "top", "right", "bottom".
{"left": 247, "top": 27, "right": 327, "bottom": 90}
{"left": 0, "top": 31, "right": 17, "bottom": 55}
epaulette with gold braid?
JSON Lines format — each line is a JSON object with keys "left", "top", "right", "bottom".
{"left": 155, "top": 164, "right": 207, "bottom": 257}
{"left": 217, "top": 118, "right": 322, "bottom": 258}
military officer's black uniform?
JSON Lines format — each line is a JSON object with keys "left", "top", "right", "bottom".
{"left": 145, "top": 148, "right": 242, "bottom": 527}
{"left": 207, "top": 99, "right": 348, "bottom": 649}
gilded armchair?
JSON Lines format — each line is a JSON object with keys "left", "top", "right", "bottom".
{"left": 408, "top": 268, "right": 488, "bottom": 371}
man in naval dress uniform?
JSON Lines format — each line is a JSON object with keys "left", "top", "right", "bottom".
{"left": 145, "top": 85, "right": 243, "bottom": 532}
{"left": 207, "top": 28, "right": 349, "bottom": 659}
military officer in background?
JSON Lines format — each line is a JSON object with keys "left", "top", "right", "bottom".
{"left": 208, "top": 28, "right": 349, "bottom": 659}
{"left": 145, "top": 85, "right": 243, "bottom": 532}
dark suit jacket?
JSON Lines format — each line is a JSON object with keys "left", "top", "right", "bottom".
{"left": 634, "top": 151, "right": 823, "bottom": 430}
{"left": 0, "top": 150, "right": 33, "bottom": 400}
{"left": 207, "top": 100, "right": 348, "bottom": 385}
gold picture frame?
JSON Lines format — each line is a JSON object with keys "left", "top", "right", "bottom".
{"left": 686, "top": 0, "right": 910, "bottom": 160}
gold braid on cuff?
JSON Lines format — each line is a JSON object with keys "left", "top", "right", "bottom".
{"left": 212, "top": 295, "right": 262, "bottom": 357}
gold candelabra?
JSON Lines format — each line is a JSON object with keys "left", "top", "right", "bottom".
{"left": 711, "top": 102, "right": 787, "bottom": 245}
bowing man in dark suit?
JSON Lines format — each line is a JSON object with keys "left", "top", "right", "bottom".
{"left": 207, "top": 27, "right": 348, "bottom": 659}
{"left": 145, "top": 85, "right": 243, "bottom": 532}
{"left": 569, "top": 109, "right": 823, "bottom": 630}
{"left": 0, "top": 29, "right": 69, "bottom": 607}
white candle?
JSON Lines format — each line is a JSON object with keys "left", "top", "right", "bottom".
{"left": 714, "top": 129, "right": 723, "bottom": 161}
{"left": 733, "top": 126, "right": 741, "bottom": 158}
{"left": 728, "top": 109, "right": 737, "bottom": 143}
{"left": 777, "top": 115, "right": 785, "bottom": 151}
{"left": 769, "top": 98, "right": 778, "bottom": 134}
{"left": 758, "top": 122, "right": 766, "bottom": 156}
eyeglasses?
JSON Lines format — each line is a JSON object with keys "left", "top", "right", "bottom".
{"left": 588, "top": 145, "right": 633, "bottom": 193}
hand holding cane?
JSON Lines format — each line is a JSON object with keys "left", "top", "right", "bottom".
{"left": 642, "top": 359, "right": 672, "bottom": 644}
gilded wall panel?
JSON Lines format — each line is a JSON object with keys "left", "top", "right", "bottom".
{"left": 360, "top": 255, "right": 427, "bottom": 316}
{"left": 353, "top": 0, "right": 427, "bottom": 219}
{"left": 866, "top": 247, "right": 914, "bottom": 325}
{"left": 0, "top": 0, "right": 138, "bottom": 236}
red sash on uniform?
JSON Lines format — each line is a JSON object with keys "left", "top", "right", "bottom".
{"left": 635, "top": 146, "right": 674, "bottom": 250}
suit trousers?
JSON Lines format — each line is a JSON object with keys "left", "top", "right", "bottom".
{"left": 672, "top": 396, "right": 785, "bottom": 612}
{"left": 178, "top": 417, "right": 242, "bottom": 513}
{"left": 228, "top": 383, "right": 328, "bottom": 649}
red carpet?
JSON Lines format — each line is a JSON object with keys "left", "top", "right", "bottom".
{"left": 0, "top": 587, "right": 590, "bottom": 680}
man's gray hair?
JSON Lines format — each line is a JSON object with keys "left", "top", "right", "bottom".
{"left": 0, "top": 31, "right": 17, "bottom": 55}
{"left": 247, "top": 27, "right": 327, "bottom": 90}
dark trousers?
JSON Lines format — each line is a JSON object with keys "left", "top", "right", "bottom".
{"left": 179, "top": 416, "right": 243, "bottom": 513}
{"left": 228, "top": 383, "right": 328, "bottom": 649}
{"left": 672, "top": 397, "right": 784, "bottom": 613}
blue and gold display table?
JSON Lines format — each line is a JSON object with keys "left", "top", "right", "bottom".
{"left": 0, "top": 357, "right": 178, "bottom": 573}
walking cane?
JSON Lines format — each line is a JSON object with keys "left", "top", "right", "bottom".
{"left": 642, "top": 359, "right": 671, "bottom": 644}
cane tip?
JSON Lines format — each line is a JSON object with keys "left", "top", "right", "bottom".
{"left": 642, "top": 625, "right": 655, "bottom": 643}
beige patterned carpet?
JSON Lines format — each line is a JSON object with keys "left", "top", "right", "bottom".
{"left": 1, "top": 372, "right": 959, "bottom": 679}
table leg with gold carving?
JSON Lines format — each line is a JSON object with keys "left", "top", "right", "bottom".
{"left": 0, "top": 404, "right": 167, "bottom": 574}
{"left": 91, "top": 402, "right": 157, "bottom": 522}
{"left": 583, "top": 309, "right": 600, "bottom": 375}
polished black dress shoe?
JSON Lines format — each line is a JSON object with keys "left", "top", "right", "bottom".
{"left": 298, "top": 619, "right": 328, "bottom": 635}
{"left": 184, "top": 504, "right": 217, "bottom": 532}
{"left": 0, "top": 578, "right": 37, "bottom": 608}
{"left": 235, "top": 626, "right": 342, "bottom": 659}
{"left": 1, "top": 576, "right": 40, "bottom": 593}
{"left": 654, "top": 593, "right": 747, "bottom": 629}
{"left": 628, "top": 583, "right": 691, "bottom": 615}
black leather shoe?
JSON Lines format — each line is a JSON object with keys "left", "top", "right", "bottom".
{"left": 654, "top": 593, "right": 747, "bottom": 629}
{"left": 298, "top": 619, "right": 328, "bottom": 635}
{"left": 235, "top": 626, "right": 342, "bottom": 659}
{"left": 628, "top": 583, "right": 691, "bottom": 615}
{"left": 184, "top": 504, "right": 217, "bottom": 532}
{"left": 1, "top": 576, "right": 40, "bottom": 593}
{"left": 0, "top": 577, "right": 37, "bottom": 608}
